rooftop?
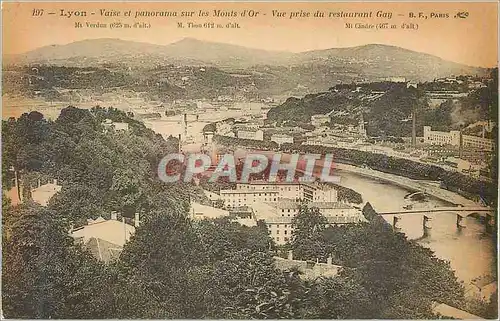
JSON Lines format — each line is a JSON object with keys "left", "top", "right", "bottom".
{"left": 308, "top": 202, "right": 354, "bottom": 209}
{"left": 71, "top": 219, "right": 136, "bottom": 247}
{"left": 431, "top": 302, "right": 482, "bottom": 320}
{"left": 31, "top": 182, "right": 62, "bottom": 206}
{"left": 237, "top": 180, "right": 301, "bottom": 186}
{"left": 220, "top": 189, "right": 279, "bottom": 194}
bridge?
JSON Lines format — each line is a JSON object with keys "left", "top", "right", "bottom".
{"left": 379, "top": 206, "right": 495, "bottom": 232}
{"left": 379, "top": 206, "right": 495, "bottom": 218}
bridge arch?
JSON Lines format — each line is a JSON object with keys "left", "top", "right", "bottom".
{"left": 404, "top": 191, "right": 427, "bottom": 200}
{"left": 457, "top": 211, "right": 492, "bottom": 218}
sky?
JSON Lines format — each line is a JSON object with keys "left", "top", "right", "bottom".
{"left": 2, "top": 2, "right": 498, "bottom": 67}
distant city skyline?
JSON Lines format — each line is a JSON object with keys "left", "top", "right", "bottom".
{"left": 2, "top": 2, "right": 498, "bottom": 67}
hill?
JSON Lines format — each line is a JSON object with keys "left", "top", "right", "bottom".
{"left": 6, "top": 38, "right": 487, "bottom": 85}
{"left": 267, "top": 70, "right": 498, "bottom": 137}
{"left": 6, "top": 37, "right": 292, "bottom": 68}
{"left": 295, "top": 44, "right": 485, "bottom": 82}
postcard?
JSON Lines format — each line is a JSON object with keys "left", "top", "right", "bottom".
{"left": 2, "top": 1, "right": 498, "bottom": 319}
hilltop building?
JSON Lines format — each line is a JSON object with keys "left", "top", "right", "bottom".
{"left": 102, "top": 119, "right": 129, "bottom": 132}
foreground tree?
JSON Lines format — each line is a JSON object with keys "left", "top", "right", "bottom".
{"left": 291, "top": 206, "right": 328, "bottom": 261}
{"left": 2, "top": 203, "right": 114, "bottom": 318}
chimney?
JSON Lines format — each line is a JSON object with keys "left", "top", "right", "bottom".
{"left": 287, "top": 250, "right": 293, "bottom": 260}
{"left": 111, "top": 211, "right": 117, "bottom": 221}
{"left": 53, "top": 178, "right": 58, "bottom": 185}
{"left": 37, "top": 178, "right": 41, "bottom": 188}
{"left": 134, "top": 212, "right": 140, "bottom": 227}
{"left": 122, "top": 217, "right": 127, "bottom": 244}
{"left": 327, "top": 255, "right": 332, "bottom": 265}
{"left": 14, "top": 170, "right": 21, "bottom": 202}
{"left": 459, "top": 128, "right": 463, "bottom": 159}
{"left": 411, "top": 110, "right": 416, "bottom": 147}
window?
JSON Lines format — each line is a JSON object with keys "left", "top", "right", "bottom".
{"left": 276, "top": 237, "right": 280, "bottom": 242}
{"left": 284, "top": 230, "right": 287, "bottom": 235}
{"left": 276, "top": 230, "right": 280, "bottom": 234}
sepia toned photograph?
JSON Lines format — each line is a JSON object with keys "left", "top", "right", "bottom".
{"left": 1, "top": 1, "right": 498, "bottom": 319}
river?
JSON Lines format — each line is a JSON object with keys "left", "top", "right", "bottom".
{"left": 335, "top": 169, "right": 496, "bottom": 297}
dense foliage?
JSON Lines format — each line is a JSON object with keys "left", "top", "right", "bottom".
{"left": 267, "top": 69, "right": 498, "bottom": 137}
{"left": 2, "top": 106, "right": 494, "bottom": 319}
{"left": 2, "top": 106, "right": 207, "bottom": 224}
{"left": 289, "top": 204, "right": 474, "bottom": 319}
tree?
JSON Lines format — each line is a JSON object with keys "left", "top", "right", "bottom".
{"left": 291, "top": 206, "right": 328, "bottom": 261}
{"left": 118, "top": 211, "right": 206, "bottom": 318}
{"left": 2, "top": 203, "right": 114, "bottom": 318}
{"left": 307, "top": 276, "right": 374, "bottom": 318}
{"left": 204, "top": 249, "right": 308, "bottom": 319}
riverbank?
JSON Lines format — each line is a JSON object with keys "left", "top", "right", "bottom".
{"left": 334, "top": 163, "right": 479, "bottom": 207}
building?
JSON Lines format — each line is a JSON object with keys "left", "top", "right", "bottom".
{"left": 102, "top": 119, "right": 129, "bottom": 132}
{"left": 311, "top": 114, "right": 330, "bottom": 127}
{"left": 423, "top": 126, "right": 460, "bottom": 146}
{"left": 203, "top": 189, "right": 221, "bottom": 206}
{"left": 220, "top": 181, "right": 340, "bottom": 208}
{"left": 236, "top": 182, "right": 303, "bottom": 201}
{"left": 219, "top": 181, "right": 362, "bottom": 245}
{"left": 406, "top": 81, "right": 418, "bottom": 89}
{"left": 31, "top": 179, "right": 62, "bottom": 207}
{"left": 264, "top": 206, "right": 363, "bottom": 245}
{"left": 190, "top": 201, "right": 230, "bottom": 220}
{"left": 384, "top": 77, "right": 406, "bottom": 83}
{"left": 220, "top": 188, "right": 280, "bottom": 208}
{"left": 304, "top": 136, "right": 338, "bottom": 148}
{"left": 71, "top": 215, "right": 136, "bottom": 262}
{"left": 237, "top": 129, "right": 264, "bottom": 141}
{"left": 276, "top": 200, "right": 300, "bottom": 217}
{"left": 274, "top": 255, "right": 341, "bottom": 280}
{"left": 311, "top": 114, "right": 331, "bottom": 127}
{"left": 462, "top": 134, "right": 494, "bottom": 151}
{"left": 265, "top": 216, "right": 294, "bottom": 244}
{"left": 424, "top": 126, "right": 494, "bottom": 151}
{"left": 431, "top": 302, "right": 482, "bottom": 320}
{"left": 113, "top": 122, "right": 129, "bottom": 131}
{"left": 307, "top": 202, "right": 362, "bottom": 223}
{"left": 271, "top": 133, "right": 294, "bottom": 146}
{"left": 302, "top": 183, "right": 338, "bottom": 203}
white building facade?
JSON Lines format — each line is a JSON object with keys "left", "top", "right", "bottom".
{"left": 271, "top": 134, "right": 294, "bottom": 146}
